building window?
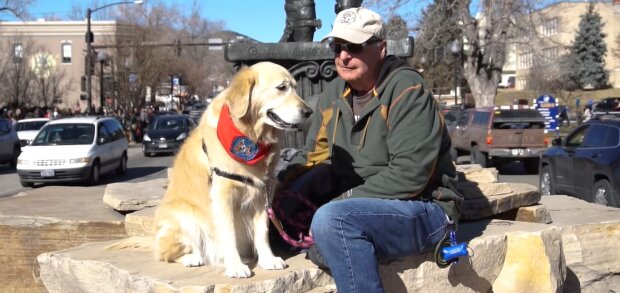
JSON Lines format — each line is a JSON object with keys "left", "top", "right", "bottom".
{"left": 14, "top": 43, "right": 23, "bottom": 59}
{"left": 543, "top": 47, "right": 558, "bottom": 63}
{"left": 542, "top": 17, "right": 558, "bottom": 37}
{"left": 518, "top": 52, "right": 533, "bottom": 69}
{"left": 61, "top": 42, "right": 72, "bottom": 64}
{"left": 517, "top": 78, "right": 527, "bottom": 90}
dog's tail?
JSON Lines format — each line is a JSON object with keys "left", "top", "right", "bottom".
{"left": 153, "top": 223, "right": 188, "bottom": 262}
{"left": 104, "top": 236, "right": 154, "bottom": 251}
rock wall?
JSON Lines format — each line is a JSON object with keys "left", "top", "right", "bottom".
{"left": 0, "top": 186, "right": 127, "bottom": 292}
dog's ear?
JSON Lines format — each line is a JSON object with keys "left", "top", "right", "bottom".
{"left": 227, "top": 67, "right": 255, "bottom": 118}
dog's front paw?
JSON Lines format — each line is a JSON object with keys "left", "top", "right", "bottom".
{"left": 180, "top": 254, "right": 204, "bottom": 267}
{"left": 259, "top": 256, "right": 286, "bottom": 270}
{"left": 225, "top": 263, "right": 252, "bottom": 278}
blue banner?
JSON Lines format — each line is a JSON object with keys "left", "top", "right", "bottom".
{"left": 535, "top": 95, "right": 558, "bottom": 133}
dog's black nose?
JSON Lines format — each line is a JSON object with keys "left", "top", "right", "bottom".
{"left": 301, "top": 107, "right": 313, "bottom": 118}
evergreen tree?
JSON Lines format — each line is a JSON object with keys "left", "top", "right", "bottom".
{"left": 414, "top": 0, "right": 461, "bottom": 96}
{"left": 564, "top": 2, "right": 608, "bottom": 89}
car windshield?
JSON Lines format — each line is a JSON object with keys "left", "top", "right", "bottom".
{"left": 151, "top": 117, "right": 186, "bottom": 130}
{"left": 31, "top": 123, "right": 95, "bottom": 146}
{"left": 16, "top": 120, "right": 47, "bottom": 131}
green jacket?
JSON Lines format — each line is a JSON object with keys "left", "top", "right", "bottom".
{"left": 284, "top": 56, "right": 462, "bottom": 220}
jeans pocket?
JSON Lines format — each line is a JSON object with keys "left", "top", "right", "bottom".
{"left": 420, "top": 204, "right": 448, "bottom": 253}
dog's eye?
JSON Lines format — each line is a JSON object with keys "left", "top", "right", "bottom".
{"left": 276, "top": 84, "right": 287, "bottom": 91}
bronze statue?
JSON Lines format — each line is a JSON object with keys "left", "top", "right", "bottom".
{"left": 335, "top": 0, "right": 363, "bottom": 14}
{"left": 280, "top": 0, "right": 322, "bottom": 42}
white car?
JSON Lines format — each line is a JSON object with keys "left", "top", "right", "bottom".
{"left": 16, "top": 116, "right": 128, "bottom": 187}
{"left": 15, "top": 118, "right": 49, "bottom": 147}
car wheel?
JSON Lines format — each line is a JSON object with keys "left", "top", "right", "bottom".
{"left": 88, "top": 161, "right": 101, "bottom": 185}
{"left": 142, "top": 145, "right": 151, "bottom": 157}
{"left": 593, "top": 179, "right": 616, "bottom": 207}
{"left": 523, "top": 158, "right": 539, "bottom": 174}
{"left": 20, "top": 180, "right": 34, "bottom": 188}
{"left": 116, "top": 154, "right": 128, "bottom": 175}
{"left": 9, "top": 147, "right": 20, "bottom": 169}
{"left": 539, "top": 165, "right": 555, "bottom": 195}
{"left": 470, "top": 145, "right": 487, "bottom": 167}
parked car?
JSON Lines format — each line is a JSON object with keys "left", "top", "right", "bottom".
{"left": 16, "top": 116, "right": 128, "bottom": 187}
{"left": 188, "top": 103, "right": 208, "bottom": 124}
{"left": 15, "top": 118, "right": 49, "bottom": 147}
{"left": 539, "top": 117, "right": 620, "bottom": 207}
{"left": 142, "top": 114, "right": 196, "bottom": 156}
{"left": 450, "top": 105, "right": 548, "bottom": 173}
{"left": 0, "top": 118, "right": 21, "bottom": 168}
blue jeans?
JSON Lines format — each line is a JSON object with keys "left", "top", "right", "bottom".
{"left": 310, "top": 198, "right": 448, "bottom": 293}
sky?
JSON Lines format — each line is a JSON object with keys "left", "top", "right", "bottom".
{"left": 20, "top": 0, "right": 427, "bottom": 43}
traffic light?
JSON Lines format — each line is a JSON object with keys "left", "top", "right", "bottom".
{"left": 84, "top": 54, "right": 95, "bottom": 75}
{"left": 81, "top": 76, "right": 86, "bottom": 91}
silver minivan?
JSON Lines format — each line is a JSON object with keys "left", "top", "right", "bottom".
{"left": 16, "top": 116, "right": 128, "bottom": 187}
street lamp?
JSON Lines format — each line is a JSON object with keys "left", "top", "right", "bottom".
{"left": 85, "top": 0, "right": 143, "bottom": 114}
{"left": 450, "top": 39, "right": 461, "bottom": 105}
{"left": 98, "top": 50, "right": 108, "bottom": 114}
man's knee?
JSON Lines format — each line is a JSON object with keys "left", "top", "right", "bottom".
{"left": 310, "top": 202, "right": 341, "bottom": 238}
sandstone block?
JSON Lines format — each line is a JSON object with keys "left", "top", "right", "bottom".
{"left": 542, "top": 195, "right": 620, "bottom": 293}
{"left": 0, "top": 186, "right": 126, "bottom": 292}
{"left": 125, "top": 207, "right": 156, "bottom": 236}
{"left": 455, "top": 164, "right": 498, "bottom": 183}
{"left": 38, "top": 220, "right": 564, "bottom": 293}
{"left": 494, "top": 204, "right": 553, "bottom": 224}
{"left": 103, "top": 178, "right": 167, "bottom": 212}
{"left": 460, "top": 183, "right": 541, "bottom": 220}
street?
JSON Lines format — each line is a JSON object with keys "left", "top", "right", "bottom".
{"left": 0, "top": 151, "right": 539, "bottom": 199}
{"left": 0, "top": 144, "right": 175, "bottom": 198}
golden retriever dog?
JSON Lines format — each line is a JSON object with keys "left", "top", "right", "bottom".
{"left": 153, "top": 62, "right": 312, "bottom": 278}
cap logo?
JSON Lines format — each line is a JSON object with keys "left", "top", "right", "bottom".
{"left": 338, "top": 11, "right": 357, "bottom": 24}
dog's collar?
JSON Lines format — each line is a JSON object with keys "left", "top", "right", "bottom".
{"left": 217, "top": 104, "right": 270, "bottom": 165}
{"left": 202, "top": 140, "right": 260, "bottom": 188}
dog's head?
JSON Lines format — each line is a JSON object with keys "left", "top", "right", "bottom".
{"left": 226, "top": 62, "right": 312, "bottom": 141}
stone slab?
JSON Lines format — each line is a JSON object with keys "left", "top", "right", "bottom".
{"left": 0, "top": 186, "right": 127, "bottom": 292}
{"left": 103, "top": 178, "right": 167, "bottom": 212}
{"left": 125, "top": 206, "right": 156, "bottom": 236}
{"left": 493, "top": 204, "right": 553, "bottom": 224}
{"left": 541, "top": 195, "right": 620, "bottom": 293}
{"left": 455, "top": 164, "right": 498, "bottom": 184}
{"left": 37, "top": 220, "right": 564, "bottom": 293}
{"left": 460, "top": 183, "right": 541, "bottom": 220}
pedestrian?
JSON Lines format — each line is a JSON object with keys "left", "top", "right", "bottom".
{"left": 583, "top": 104, "right": 592, "bottom": 122}
{"left": 276, "top": 7, "right": 462, "bottom": 292}
{"left": 559, "top": 106, "right": 569, "bottom": 127}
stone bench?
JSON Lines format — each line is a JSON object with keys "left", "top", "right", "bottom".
{"left": 37, "top": 195, "right": 620, "bottom": 292}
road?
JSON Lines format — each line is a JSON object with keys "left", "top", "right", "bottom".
{"left": 0, "top": 151, "right": 539, "bottom": 199}
{"left": 0, "top": 144, "right": 175, "bottom": 198}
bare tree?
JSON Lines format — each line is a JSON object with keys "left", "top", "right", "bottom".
{"left": 0, "top": 37, "right": 36, "bottom": 108}
{"left": 372, "top": 0, "right": 562, "bottom": 107}
{"left": 0, "top": 0, "right": 33, "bottom": 19}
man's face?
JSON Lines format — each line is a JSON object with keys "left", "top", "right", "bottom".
{"left": 330, "top": 38, "right": 385, "bottom": 92}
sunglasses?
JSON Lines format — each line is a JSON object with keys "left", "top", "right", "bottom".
{"left": 328, "top": 39, "right": 381, "bottom": 54}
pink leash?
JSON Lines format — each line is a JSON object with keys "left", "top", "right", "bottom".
{"left": 267, "top": 191, "right": 316, "bottom": 249}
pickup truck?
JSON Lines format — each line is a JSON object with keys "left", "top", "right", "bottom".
{"left": 449, "top": 106, "right": 548, "bottom": 173}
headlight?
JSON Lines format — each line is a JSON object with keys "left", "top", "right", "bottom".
{"left": 17, "top": 159, "right": 30, "bottom": 165}
{"left": 69, "top": 157, "right": 92, "bottom": 164}
{"left": 143, "top": 134, "right": 151, "bottom": 141}
{"left": 176, "top": 132, "right": 187, "bottom": 140}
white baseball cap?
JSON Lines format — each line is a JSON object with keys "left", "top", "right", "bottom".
{"left": 322, "top": 7, "right": 385, "bottom": 44}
